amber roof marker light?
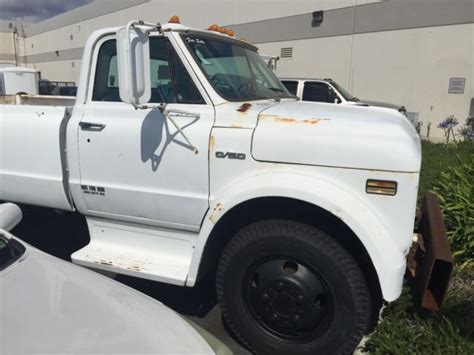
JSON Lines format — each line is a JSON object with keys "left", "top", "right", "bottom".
{"left": 168, "top": 15, "right": 181, "bottom": 24}
{"left": 206, "top": 24, "right": 235, "bottom": 37}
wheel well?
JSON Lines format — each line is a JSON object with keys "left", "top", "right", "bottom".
{"left": 198, "top": 197, "right": 383, "bottom": 329}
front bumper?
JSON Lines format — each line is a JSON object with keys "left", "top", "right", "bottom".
{"left": 407, "top": 192, "right": 453, "bottom": 311}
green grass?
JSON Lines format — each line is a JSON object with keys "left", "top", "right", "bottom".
{"left": 365, "top": 141, "right": 474, "bottom": 354}
{"left": 419, "top": 141, "right": 474, "bottom": 201}
{"left": 365, "top": 267, "right": 474, "bottom": 354}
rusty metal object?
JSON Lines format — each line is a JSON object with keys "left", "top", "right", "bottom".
{"left": 407, "top": 233, "right": 424, "bottom": 278}
{"left": 411, "top": 192, "right": 453, "bottom": 311}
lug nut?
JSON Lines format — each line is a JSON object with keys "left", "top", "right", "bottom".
{"left": 296, "top": 295, "right": 304, "bottom": 304}
{"left": 271, "top": 313, "right": 279, "bottom": 322}
{"left": 276, "top": 282, "right": 284, "bottom": 291}
{"left": 261, "top": 293, "right": 269, "bottom": 302}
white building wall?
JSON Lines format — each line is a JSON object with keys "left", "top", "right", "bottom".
{"left": 351, "top": 24, "right": 473, "bottom": 138}
{"left": 0, "top": 20, "right": 16, "bottom": 67}
{"left": 0, "top": 32, "right": 15, "bottom": 66}
{"left": 257, "top": 35, "right": 354, "bottom": 87}
{"left": 5, "top": 0, "right": 473, "bottom": 139}
{"left": 19, "top": 0, "right": 377, "bottom": 82}
{"left": 257, "top": 23, "right": 474, "bottom": 139}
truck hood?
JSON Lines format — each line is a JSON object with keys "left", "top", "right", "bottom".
{"left": 252, "top": 100, "right": 421, "bottom": 172}
{"left": 1, "top": 240, "right": 213, "bottom": 354}
{"left": 356, "top": 99, "right": 405, "bottom": 112}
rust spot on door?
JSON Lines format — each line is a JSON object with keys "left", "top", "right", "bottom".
{"left": 237, "top": 103, "right": 252, "bottom": 113}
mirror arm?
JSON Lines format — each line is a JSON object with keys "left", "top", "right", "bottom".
{"left": 133, "top": 103, "right": 199, "bottom": 154}
{"left": 126, "top": 20, "right": 163, "bottom": 36}
{"left": 160, "top": 105, "right": 199, "bottom": 155}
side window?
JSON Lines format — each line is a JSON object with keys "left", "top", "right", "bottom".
{"left": 92, "top": 38, "right": 204, "bottom": 104}
{"left": 167, "top": 43, "right": 204, "bottom": 104}
{"left": 302, "top": 82, "right": 331, "bottom": 103}
{"left": 281, "top": 80, "right": 298, "bottom": 95}
{"left": 93, "top": 40, "right": 119, "bottom": 101}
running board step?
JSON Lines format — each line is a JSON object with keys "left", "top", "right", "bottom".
{"left": 71, "top": 217, "right": 197, "bottom": 286}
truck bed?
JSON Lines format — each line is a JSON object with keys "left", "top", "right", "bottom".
{"left": 0, "top": 94, "right": 75, "bottom": 106}
{"left": 0, "top": 99, "right": 74, "bottom": 210}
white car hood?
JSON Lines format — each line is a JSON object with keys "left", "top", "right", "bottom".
{"left": 0, "top": 240, "right": 213, "bottom": 354}
{"left": 252, "top": 100, "right": 421, "bottom": 172}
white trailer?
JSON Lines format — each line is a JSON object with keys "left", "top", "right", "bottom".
{"left": 0, "top": 66, "right": 39, "bottom": 96}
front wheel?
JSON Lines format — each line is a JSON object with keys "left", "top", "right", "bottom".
{"left": 216, "top": 220, "right": 371, "bottom": 355}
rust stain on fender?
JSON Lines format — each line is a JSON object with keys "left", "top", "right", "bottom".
{"left": 260, "top": 114, "right": 329, "bottom": 125}
{"left": 209, "top": 203, "right": 224, "bottom": 223}
{"left": 127, "top": 265, "right": 141, "bottom": 272}
{"left": 237, "top": 103, "right": 252, "bottom": 113}
{"left": 97, "top": 260, "right": 113, "bottom": 266}
{"left": 209, "top": 135, "right": 215, "bottom": 150}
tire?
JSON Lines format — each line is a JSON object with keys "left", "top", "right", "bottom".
{"left": 216, "top": 220, "right": 371, "bottom": 355}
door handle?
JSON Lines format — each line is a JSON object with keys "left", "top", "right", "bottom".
{"left": 79, "top": 122, "right": 106, "bottom": 131}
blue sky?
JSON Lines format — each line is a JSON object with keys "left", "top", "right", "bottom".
{"left": 0, "top": 0, "right": 93, "bottom": 23}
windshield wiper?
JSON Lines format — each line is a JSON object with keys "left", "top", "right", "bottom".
{"left": 268, "top": 87, "right": 285, "bottom": 93}
{"left": 268, "top": 87, "right": 296, "bottom": 100}
{"left": 350, "top": 97, "right": 360, "bottom": 102}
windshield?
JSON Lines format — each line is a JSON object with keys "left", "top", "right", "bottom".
{"left": 0, "top": 235, "right": 25, "bottom": 271}
{"left": 182, "top": 34, "right": 293, "bottom": 101}
{"left": 329, "top": 80, "right": 356, "bottom": 101}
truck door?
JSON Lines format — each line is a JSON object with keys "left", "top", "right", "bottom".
{"left": 76, "top": 36, "right": 213, "bottom": 230}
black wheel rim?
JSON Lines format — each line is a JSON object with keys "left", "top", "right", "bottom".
{"left": 243, "top": 256, "right": 334, "bottom": 341}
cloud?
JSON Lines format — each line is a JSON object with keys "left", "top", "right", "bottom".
{"left": 0, "top": 0, "right": 93, "bottom": 23}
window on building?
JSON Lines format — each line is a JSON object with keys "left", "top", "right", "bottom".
{"left": 92, "top": 38, "right": 204, "bottom": 104}
{"left": 281, "top": 80, "right": 298, "bottom": 95}
{"left": 302, "top": 81, "right": 332, "bottom": 103}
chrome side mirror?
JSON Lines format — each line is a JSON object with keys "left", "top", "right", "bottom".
{"left": 116, "top": 21, "right": 152, "bottom": 106}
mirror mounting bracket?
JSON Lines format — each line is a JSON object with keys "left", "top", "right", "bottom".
{"left": 134, "top": 103, "right": 199, "bottom": 155}
{"left": 128, "top": 20, "right": 163, "bottom": 35}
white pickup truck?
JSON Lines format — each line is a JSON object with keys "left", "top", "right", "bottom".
{"left": 280, "top": 77, "right": 408, "bottom": 114}
{"left": 0, "top": 18, "right": 451, "bottom": 354}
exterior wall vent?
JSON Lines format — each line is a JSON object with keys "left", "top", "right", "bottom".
{"left": 281, "top": 47, "right": 293, "bottom": 59}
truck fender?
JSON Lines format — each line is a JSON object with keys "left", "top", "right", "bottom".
{"left": 187, "top": 172, "right": 406, "bottom": 302}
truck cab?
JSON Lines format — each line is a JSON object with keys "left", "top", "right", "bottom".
{"left": 0, "top": 18, "right": 440, "bottom": 354}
